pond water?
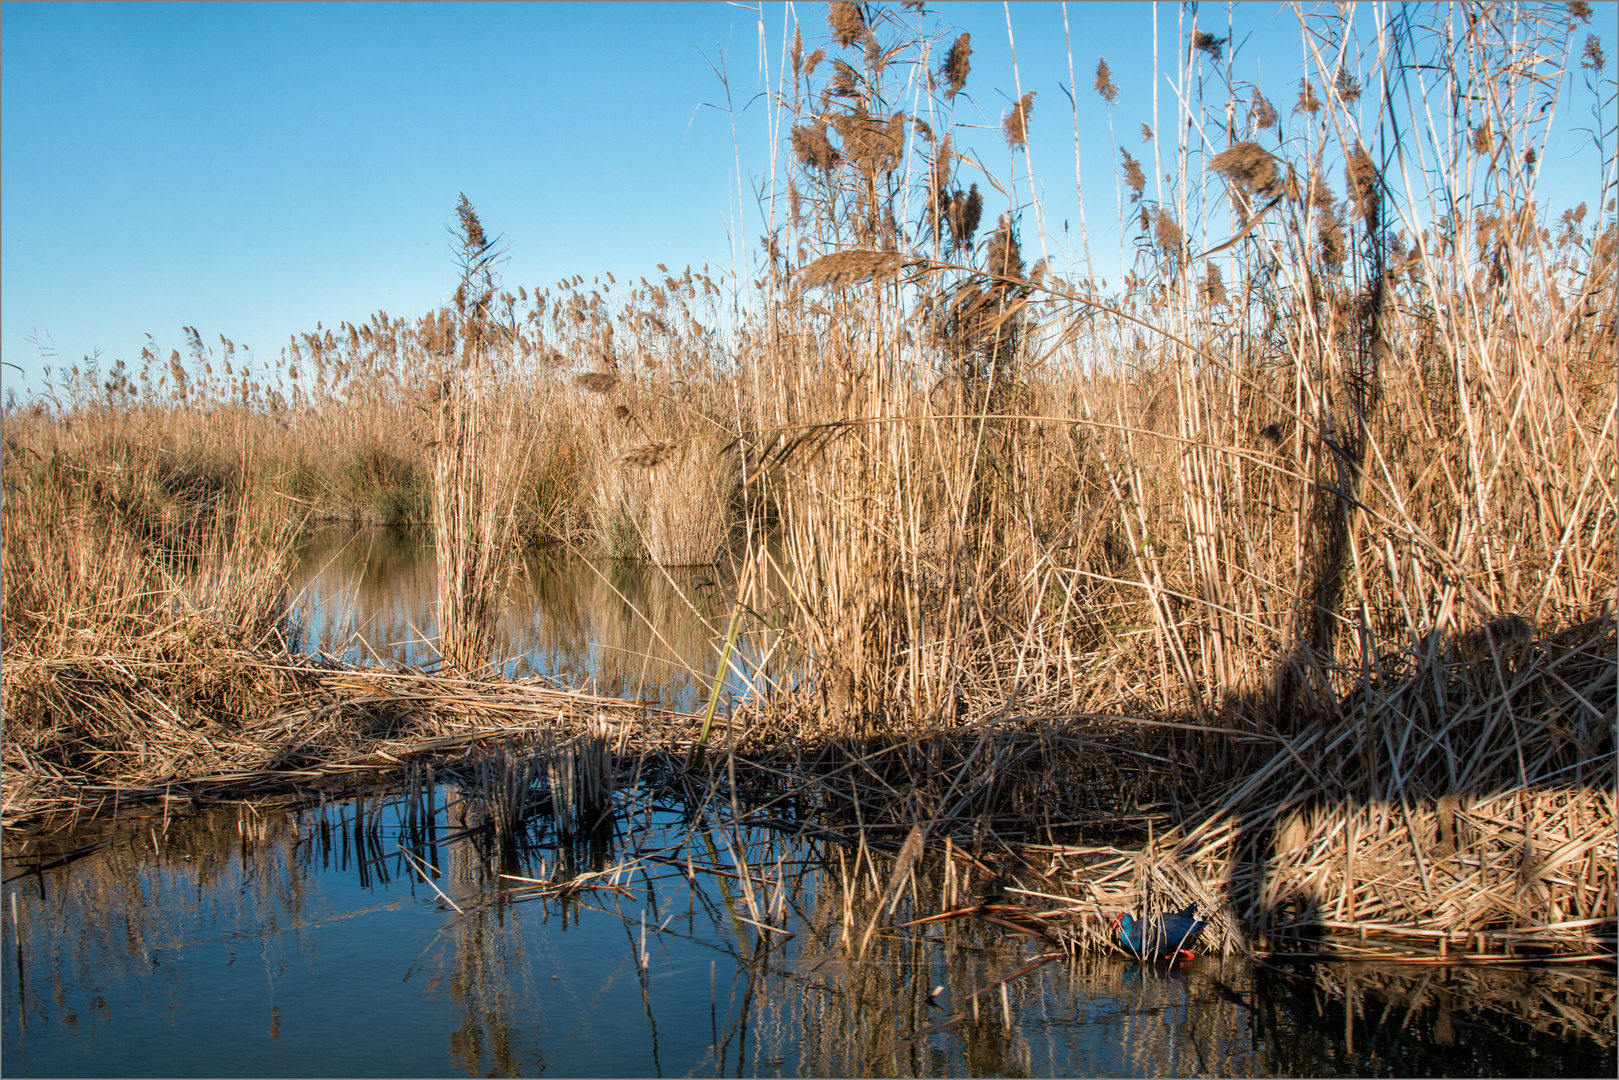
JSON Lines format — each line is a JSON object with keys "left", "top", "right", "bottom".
{"left": 288, "top": 527, "right": 777, "bottom": 711}
{"left": 3, "top": 783, "right": 1614, "bottom": 1078}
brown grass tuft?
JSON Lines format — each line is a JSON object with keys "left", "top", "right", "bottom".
{"left": 1120, "top": 149, "right": 1146, "bottom": 195}
{"left": 1334, "top": 67, "right": 1362, "bottom": 103}
{"left": 1251, "top": 91, "right": 1278, "bottom": 130}
{"left": 1316, "top": 202, "right": 1347, "bottom": 270}
{"left": 1296, "top": 78, "right": 1322, "bottom": 114}
{"left": 455, "top": 193, "right": 488, "bottom": 253}
{"left": 835, "top": 109, "right": 906, "bottom": 173}
{"left": 1003, "top": 91, "right": 1036, "bottom": 149}
{"left": 984, "top": 214, "right": 1024, "bottom": 280}
{"left": 1192, "top": 30, "right": 1224, "bottom": 60}
{"left": 946, "top": 183, "right": 983, "bottom": 251}
{"left": 1581, "top": 32, "right": 1605, "bottom": 71}
{"left": 1344, "top": 142, "right": 1380, "bottom": 228}
{"left": 1151, "top": 206, "right": 1184, "bottom": 256}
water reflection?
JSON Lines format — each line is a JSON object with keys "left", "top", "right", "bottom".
{"left": 290, "top": 528, "right": 782, "bottom": 710}
{"left": 4, "top": 790, "right": 1613, "bottom": 1077}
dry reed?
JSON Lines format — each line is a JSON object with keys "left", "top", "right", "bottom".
{"left": 4, "top": 0, "right": 1613, "bottom": 964}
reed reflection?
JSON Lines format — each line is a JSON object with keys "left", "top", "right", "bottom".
{"left": 291, "top": 527, "right": 782, "bottom": 710}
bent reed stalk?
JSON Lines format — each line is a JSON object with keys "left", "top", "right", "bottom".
{"left": 2, "top": 2, "right": 1613, "bottom": 957}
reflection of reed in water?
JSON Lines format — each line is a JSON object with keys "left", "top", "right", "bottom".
{"left": 503, "top": 552, "right": 734, "bottom": 705}
{"left": 1253, "top": 960, "right": 1617, "bottom": 1076}
{"left": 782, "top": 859, "right": 1262, "bottom": 1078}
{"left": 3, "top": 806, "right": 317, "bottom": 1034}
{"left": 444, "top": 903, "right": 546, "bottom": 1077}
{"left": 291, "top": 529, "right": 778, "bottom": 708}
{"left": 292, "top": 528, "right": 439, "bottom": 667}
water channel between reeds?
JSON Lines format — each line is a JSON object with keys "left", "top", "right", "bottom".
{"left": 3, "top": 527, "right": 1613, "bottom": 1076}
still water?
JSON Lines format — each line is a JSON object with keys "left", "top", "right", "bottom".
{"left": 289, "top": 527, "right": 773, "bottom": 711}
{"left": 5, "top": 786, "right": 1613, "bottom": 1078}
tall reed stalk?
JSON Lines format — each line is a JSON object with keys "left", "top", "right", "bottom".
{"left": 431, "top": 196, "right": 527, "bottom": 674}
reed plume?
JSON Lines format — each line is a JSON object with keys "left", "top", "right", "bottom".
{"left": 1002, "top": 91, "right": 1035, "bottom": 149}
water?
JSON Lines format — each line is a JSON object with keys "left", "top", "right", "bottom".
{"left": 3, "top": 786, "right": 1613, "bottom": 1078}
{"left": 289, "top": 527, "right": 780, "bottom": 711}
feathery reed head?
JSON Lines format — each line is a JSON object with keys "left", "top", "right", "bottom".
{"left": 1094, "top": 57, "right": 1119, "bottom": 104}
{"left": 1192, "top": 30, "right": 1224, "bottom": 60}
{"left": 945, "top": 183, "right": 983, "bottom": 251}
{"left": 942, "top": 32, "right": 972, "bottom": 99}
{"left": 835, "top": 109, "right": 905, "bottom": 173}
{"left": 1316, "top": 203, "right": 1347, "bottom": 271}
{"left": 456, "top": 193, "right": 487, "bottom": 253}
{"left": 1151, "top": 207, "right": 1184, "bottom": 256}
{"left": 1581, "top": 32, "right": 1605, "bottom": 71}
{"left": 798, "top": 249, "right": 907, "bottom": 289}
{"left": 828, "top": 1, "right": 865, "bottom": 47}
{"left": 1345, "top": 143, "right": 1381, "bottom": 229}
{"left": 984, "top": 214, "right": 1024, "bottom": 280}
{"left": 1251, "top": 91, "right": 1278, "bottom": 130}
{"left": 1295, "top": 78, "right": 1322, "bottom": 114}
{"left": 1120, "top": 149, "right": 1146, "bottom": 196}
{"left": 1334, "top": 68, "right": 1362, "bottom": 103}
{"left": 792, "top": 122, "right": 841, "bottom": 170}
{"left": 617, "top": 441, "right": 681, "bottom": 469}
{"left": 1003, "top": 91, "right": 1036, "bottom": 149}
{"left": 1211, "top": 141, "right": 1278, "bottom": 195}
{"left": 575, "top": 372, "right": 619, "bottom": 394}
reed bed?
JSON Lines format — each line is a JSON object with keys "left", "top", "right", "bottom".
{"left": 3, "top": 0, "right": 1615, "bottom": 962}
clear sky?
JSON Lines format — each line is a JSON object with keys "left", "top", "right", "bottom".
{"left": 3, "top": 2, "right": 1611, "bottom": 398}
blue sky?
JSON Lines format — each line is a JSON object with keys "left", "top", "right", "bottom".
{"left": 3, "top": 2, "right": 1612, "bottom": 398}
